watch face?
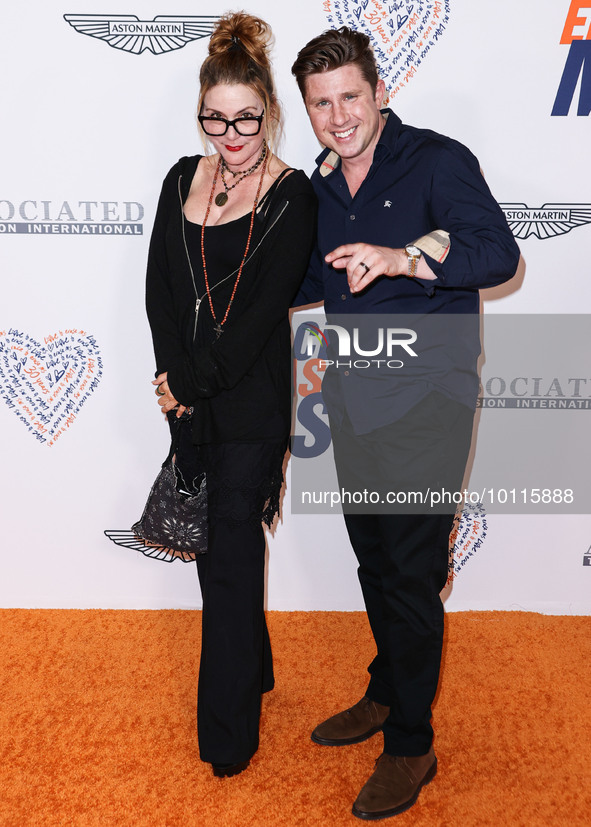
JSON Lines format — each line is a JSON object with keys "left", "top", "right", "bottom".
{"left": 406, "top": 244, "right": 421, "bottom": 257}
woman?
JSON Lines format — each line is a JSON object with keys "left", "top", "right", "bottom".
{"left": 145, "top": 12, "right": 316, "bottom": 777}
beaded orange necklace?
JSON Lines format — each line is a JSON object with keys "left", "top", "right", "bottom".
{"left": 200, "top": 150, "right": 268, "bottom": 337}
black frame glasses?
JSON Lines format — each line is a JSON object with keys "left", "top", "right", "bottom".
{"left": 197, "top": 112, "right": 265, "bottom": 137}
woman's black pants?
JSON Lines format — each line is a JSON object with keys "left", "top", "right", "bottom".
{"left": 194, "top": 440, "right": 280, "bottom": 766}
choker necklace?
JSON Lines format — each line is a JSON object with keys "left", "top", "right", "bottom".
{"left": 201, "top": 149, "right": 269, "bottom": 337}
{"left": 215, "top": 141, "right": 267, "bottom": 207}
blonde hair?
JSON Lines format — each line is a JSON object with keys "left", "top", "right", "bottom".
{"left": 197, "top": 12, "right": 282, "bottom": 150}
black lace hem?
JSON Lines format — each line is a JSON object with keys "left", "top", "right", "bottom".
{"left": 203, "top": 439, "right": 287, "bottom": 531}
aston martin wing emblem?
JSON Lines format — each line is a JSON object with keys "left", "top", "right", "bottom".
{"left": 63, "top": 15, "right": 219, "bottom": 55}
{"left": 500, "top": 203, "right": 591, "bottom": 239}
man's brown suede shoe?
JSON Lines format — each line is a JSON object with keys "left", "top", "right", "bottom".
{"left": 311, "top": 697, "right": 390, "bottom": 746}
{"left": 352, "top": 747, "right": 437, "bottom": 820}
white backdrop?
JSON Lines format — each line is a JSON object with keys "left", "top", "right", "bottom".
{"left": 1, "top": 0, "right": 590, "bottom": 611}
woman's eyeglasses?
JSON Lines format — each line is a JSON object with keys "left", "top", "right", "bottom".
{"left": 198, "top": 112, "right": 264, "bottom": 136}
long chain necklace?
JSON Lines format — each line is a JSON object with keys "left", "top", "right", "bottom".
{"left": 201, "top": 149, "right": 268, "bottom": 337}
{"left": 215, "top": 141, "right": 267, "bottom": 207}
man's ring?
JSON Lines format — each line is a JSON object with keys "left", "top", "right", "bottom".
{"left": 359, "top": 262, "right": 370, "bottom": 274}
{"left": 156, "top": 385, "right": 165, "bottom": 396}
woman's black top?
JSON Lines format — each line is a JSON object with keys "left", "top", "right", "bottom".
{"left": 145, "top": 155, "right": 317, "bottom": 444}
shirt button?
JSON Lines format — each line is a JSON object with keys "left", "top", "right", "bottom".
{"left": 341, "top": 294, "right": 347, "bottom": 301}
{"left": 349, "top": 214, "right": 355, "bottom": 220}
{"left": 344, "top": 370, "right": 350, "bottom": 376}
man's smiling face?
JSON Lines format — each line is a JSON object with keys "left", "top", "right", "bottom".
{"left": 304, "top": 64, "right": 386, "bottom": 167}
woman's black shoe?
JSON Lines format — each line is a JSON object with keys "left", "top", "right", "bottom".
{"left": 211, "top": 759, "right": 250, "bottom": 778}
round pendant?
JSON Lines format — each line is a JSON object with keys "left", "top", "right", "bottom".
{"left": 215, "top": 192, "right": 228, "bottom": 207}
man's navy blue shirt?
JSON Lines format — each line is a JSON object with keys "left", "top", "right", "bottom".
{"left": 295, "top": 110, "right": 520, "bottom": 433}
{"left": 297, "top": 109, "right": 519, "bottom": 312}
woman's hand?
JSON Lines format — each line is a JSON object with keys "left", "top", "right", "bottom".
{"left": 152, "top": 373, "right": 187, "bottom": 418}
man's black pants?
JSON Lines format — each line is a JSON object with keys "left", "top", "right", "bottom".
{"left": 330, "top": 391, "right": 474, "bottom": 756}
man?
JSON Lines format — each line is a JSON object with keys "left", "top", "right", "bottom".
{"left": 291, "top": 27, "right": 520, "bottom": 820}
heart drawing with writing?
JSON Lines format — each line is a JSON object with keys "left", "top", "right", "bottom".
{"left": 447, "top": 502, "right": 488, "bottom": 584}
{"left": 0, "top": 328, "right": 103, "bottom": 446}
{"left": 322, "top": 0, "right": 450, "bottom": 99}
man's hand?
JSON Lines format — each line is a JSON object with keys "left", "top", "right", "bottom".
{"left": 325, "top": 242, "right": 436, "bottom": 293}
{"left": 152, "top": 372, "right": 187, "bottom": 418}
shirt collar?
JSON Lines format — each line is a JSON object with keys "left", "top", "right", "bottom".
{"left": 315, "top": 108, "right": 402, "bottom": 178}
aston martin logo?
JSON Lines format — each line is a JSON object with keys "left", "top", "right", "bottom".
{"left": 63, "top": 14, "right": 219, "bottom": 55}
{"left": 500, "top": 203, "right": 591, "bottom": 240}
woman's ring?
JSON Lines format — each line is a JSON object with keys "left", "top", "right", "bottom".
{"left": 156, "top": 385, "right": 165, "bottom": 396}
{"left": 359, "top": 262, "right": 370, "bottom": 274}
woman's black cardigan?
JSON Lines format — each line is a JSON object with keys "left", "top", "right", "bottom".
{"left": 145, "top": 155, "right": 317, "bottom": 444}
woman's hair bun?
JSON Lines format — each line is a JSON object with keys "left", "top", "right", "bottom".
{"left": 208, "top": 11, "right": 272, "bottom": 70}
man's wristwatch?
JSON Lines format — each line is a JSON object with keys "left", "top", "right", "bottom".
{"left": 405, "top": 244, "right": 422, "bottom": 278}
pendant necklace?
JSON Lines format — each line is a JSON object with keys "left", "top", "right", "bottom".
{"left": 201, "top": 148, "right": 269, "bottom": 337}
{"left": 214, "top": 141, "right": 267, "bottom": 207}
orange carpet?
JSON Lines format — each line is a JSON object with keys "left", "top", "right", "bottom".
{"left": 1, "top": 610, "right": 590, "bottom": 826}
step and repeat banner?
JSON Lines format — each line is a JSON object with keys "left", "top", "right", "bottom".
{"left": 1, "top": 1, "right": 590, "bottom": 611}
